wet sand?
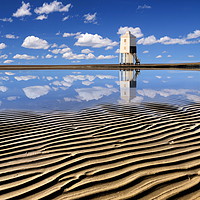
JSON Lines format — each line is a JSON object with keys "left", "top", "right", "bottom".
{"left": 0, "top": 102, "right": 200, "bottom": 199}
{"left": 0, "top": 62, "right": 200, "bottom": 70}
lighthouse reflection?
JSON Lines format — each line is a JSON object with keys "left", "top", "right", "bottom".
{"left": 119, "top": 69, "right": 140, "bottom": 102}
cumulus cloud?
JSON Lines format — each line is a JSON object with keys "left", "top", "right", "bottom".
{"left": 75, "top": 86, "right": 118, "bottom": 101}
{"left": 0, "top": 86, "right": 8, "bottom": 92}
{"left": 187, "top": 30, "right": 200, "bottom": 39}
{"left": 5, "top": 34, "right": 19, "bottom": 39}
{"left": 188, "top": 55, "right": 194, "bottom": 58}
{"left": 34, "top": 1, "right": 71, "bottom": 14}
{"left": 0, "top": 18, "right": 13, "bottom": 22}
{"left": 0, "top": 54, "right": 8, "bottom": 59}
{"left": 96, "top": 75, "right": 117, "bottom": 79}
{"left": 82, "top": 81, "right": 94, "bottom": 86}
{"left": 143, "top": 50, "right": 149, "bottom": 54}
{"left": 62, "top": 52, "right": 95, "bottom": 60}
{"left": 0, "top": 43, "right": 7, "bottom": 49}
{"left": 14, "top": 75, "right": 38, "bottom": 81}
{"left": 138, "top": 32, "right": 200, "bottom": 45}
{"left": 137, "top": 35, "right": 157, "bottom": 45}
{"left": 4, "top": 60, "right": 14, "bottom": 64}
{"left": 96, "top": 55, "right": 117, "bottom": 59}
{"left": 137, "top": 4, "right": 151, "bottom": 9}
{"left": 83, "top": 13, "right": 97, "bottom": 24}
{"left": 0, "top": 76, "right": 9, "bottom": 81}
{"left": 167, "top": 55, "right": 172, "bottom": 58}
{"left": 35, "top": 15, "right": 48, "bottom": 20}
{"left": 62, "top": 16, "right": 69, "bottom": 21}
{"left": 13, "top": 54, "right": 37, "bottom": 60}
{"left": 5, "top": 72, "right": 15, "bottom": 75}
{"left": 63, "top": 32, "right": 81, "bottom": 37}
{"left": 7, "top": 96, "right": 19, "bottom": 101}
{"left": 22, "top": 36, "right": 50, "bottom": 49}
{"left": 81, "top": 49, "right": 93, "bottom": 54}
{"left": 75, "top": 33, "right": 118, "bottom": 48}
{"left": 51, "top": 47, "right": 71, "bottom": 54}
{"left": 45, "top": 54, "right": 53, "bottom": 58}
{"left": 23, "top": 85, "right": 51, "bottom": 99}
{"left": 156, "top": 55, "right": 162, "bottom": 58}
{"left": 13, "top": 1, "right": 32, "bottom": 18}
{"left": 105, "top": 46, "right": 113, "bottom": 50}
{"left": 117, "top": 27, "right": 144, "bottom": 38}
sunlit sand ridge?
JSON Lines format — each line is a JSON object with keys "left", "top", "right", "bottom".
{"left": 1, "top": 102, "right": 200, "bottom": 200}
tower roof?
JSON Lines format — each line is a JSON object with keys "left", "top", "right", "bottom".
{"left": 121, "top": 31, "right": 136, "bottom": 39}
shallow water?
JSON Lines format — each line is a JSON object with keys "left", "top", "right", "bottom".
{"left": 0, "top": 69, "right": 200, "bottom": 111}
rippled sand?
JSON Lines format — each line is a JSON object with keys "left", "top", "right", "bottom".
{"left": 1, "top": 103, "right": 200, "bottom": 200}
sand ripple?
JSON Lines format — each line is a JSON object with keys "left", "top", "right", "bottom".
{"left": 0, "top": 103, "right": 200, "bottom": 200}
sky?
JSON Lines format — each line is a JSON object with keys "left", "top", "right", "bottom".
{"left": 0, "top": 0, "right": 200, "bottom": 65}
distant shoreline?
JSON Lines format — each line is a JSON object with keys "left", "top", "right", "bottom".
{"left": 0, "top": 62, "right": 200, "bottom": 70}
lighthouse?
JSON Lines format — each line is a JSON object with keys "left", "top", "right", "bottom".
{"left": 119, "top": 31, "right": 140, "bottom": 65}
{"left": 119, "top": 69, "right": 140, "bottom": 102}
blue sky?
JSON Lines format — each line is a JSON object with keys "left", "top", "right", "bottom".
{"left": 0, "top": 0, "right": 200, "bottom": 65}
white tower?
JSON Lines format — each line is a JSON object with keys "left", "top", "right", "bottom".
{"left": 119, "top": 31, "right": 139, "bottom": 64}
{"left": 119, "top": 69, "right": 140, "bottom": 102}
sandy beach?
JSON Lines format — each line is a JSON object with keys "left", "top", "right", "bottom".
{"left": 0, "top": 102, "right": 200, "bottom": 200}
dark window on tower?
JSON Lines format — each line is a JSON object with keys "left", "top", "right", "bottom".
{"left": 130, "top": 46, "right": 136, "bottom": 53}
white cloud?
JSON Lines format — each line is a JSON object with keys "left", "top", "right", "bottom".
{"left": 137, "top": 4, "right": 151, "bottom": 9}
{"left": 0, "top": 86, "right": 8, "bottom": 92}
{"left": 187, "top": 30, "right": 200, "bottom": 39}
{"left": 0, "top": 54, "right": 8, "bottom": 59}
{"left": 82, "top": 81, "right": 94, "bottom": 86}
{"left": 143, "top": 80, "right": 149, "bottom": 83}
{"left": 51, "top": 47, "right": 71, "bottom": 54}
{"left": 51, "top": 43, "right": 58, "bottom": 48}
{"left": 4, "top": 60, "right": 14, "bottom": 64}
{"left": 143, "top": 50, "right": 149, "bottom": 54}
{"left": 156, "top": 55, "right": 162, "bottom": 58}
{"left": 81, "top": 49, "right": 93, "bottom": 54}
{"left": 0, "top": 76, "right": 9, "bottom": 81}
{"left": 0, "top": 43, "right": 7, "bottom": 49}
{"left": 0, "top": 18, "right": 13, "bottom": 22}
{"left": 45, "top": 54, "right": 53, "bottom": 58}
{"left": 188, "top": 55, "right": 194, "bottom": 58}
{"left": 13, "top": 1, "right": 32, "bottom": 18}
{"left": 34, "top": 1, "right": 71, "bottom": 15}
{"left": 137, "top": 35, "right": 157, "bottom": 45}
{"left": 64, "top": 97, "right": 81, "bottom": 102}
{"left": 5, "top": 72, "right": 15, "bottom": 75}
{"left": 62, "top": 52, "right": 95, "bottom": 60}
{"left": 5, "top": 34, "right": 19, "bottom": 39}
{"left": 14, "top": 75, "right": 38, "bottom": 81}
{"left": 167, "top": 55, "right": 172, "bottom": 58}
{"left": 7, "top": 96, "right": 19, "bottom": 101}
{"left": 63, "top": 32, "right": 81, "bottom": 37}
{"left": 155, "top": 76, "right": 162, "bottom": 79}
{"left": 138, "top": 34, "right": 198, "bottom": 45}
{"left": 105, "top": 46, "right": 113, "bottom": 50}
{"left": 96, "top": 55, "right": 117, "bottom": 59}
{"left": 22, "top": 36, "right": 50, "bottom": 49}
{"left": 84, "top": 13, "right": 97, "bottom": 24}
{"left": 75, "top": 86, "right": 118, "bottom": 101}
{"left": 117, "top": 27, "right": 143, "bottom": 38}
{"left": 35, "top": 15, "right": 48, "bottom": 20}
{"left": 13, "top": 54, "right": 37, "bottom": 60}
{"left": 59, "top": 44, "right": 67, "bottom": 48}
{"left": 62, "top": 16, "right": 69, "bottom": 21}
{"left": 96, "top": 75, "right": 117, "bottom": 79}
{"left": 115, "top": 49, "right": 120, "bottom": 53}
{"left": 75, "top": 33, "right": 118, "bottom": 48}
{"left": 23, "top": 85, "right": 51, "bottom": 99}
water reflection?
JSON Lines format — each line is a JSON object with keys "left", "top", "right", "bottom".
{"left": 119, "top": 69, "right": 140, "bottom": 103}
{"left": 0, "top": 69, "right": 200, "bottom": 111}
